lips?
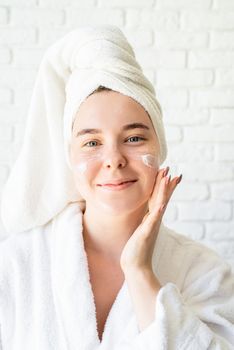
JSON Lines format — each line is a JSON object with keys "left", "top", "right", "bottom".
{"left": 98, "top": 179, "right": 137, "bottom": 186}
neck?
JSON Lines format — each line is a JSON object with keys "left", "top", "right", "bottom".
{"left": 82, "top": 203, "right": 149, "bottom": 262}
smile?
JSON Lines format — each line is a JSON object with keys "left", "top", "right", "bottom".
{"left": 98, "top": 180, "right": 137, "bottom": 191}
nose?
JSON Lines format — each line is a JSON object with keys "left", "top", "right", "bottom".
{"left": 102, "top": 148, "right": 127, "bottom": 169}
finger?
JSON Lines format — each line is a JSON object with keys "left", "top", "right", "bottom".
{"left": 150, "top": 175, "right": 169, "bottom": 215}
{"left": 166, "top": 174, "right": 183, "bottom": 202}
{"left": 151, "top": 173, "right": 182, "bottom": 215}
{"left": 150, "top": 166, "right": 169, "bottom": 203}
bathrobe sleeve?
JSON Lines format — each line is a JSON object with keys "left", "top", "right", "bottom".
{"left": 115, "top": 248, "right": 234, "bottom": 349}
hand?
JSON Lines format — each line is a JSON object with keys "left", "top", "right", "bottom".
{"left": 120, "top": 167, "right": 182, "bottom": 273}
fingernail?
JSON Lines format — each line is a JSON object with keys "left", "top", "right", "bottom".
{"left": 163, "top": 166, "right": 170, "bottom": 177}
{"left": 166, "top": 175, "right": 171, "bottom": 185}
{"left": 176, "top": 174, "right": 183, "bottom": 184}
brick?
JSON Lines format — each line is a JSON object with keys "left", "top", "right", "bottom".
{"left": 157, "top": 88, "right": 188, "bottom": 108}
{"left": 189, "top": 51, "right": 234, "bottom": 68}
{"left": 0, "top": 124, "right": 13, "bottom": 141}
{"left": 99, "top": 0, "right": 154, "bottom": 6}
{"left": 13, "top": 48, "right": 44, "bottom": 67}
{"left": 178, "top": 201, "right": 231, "bottom": 221}
{"left": 126, "top": 10, "right": 179, "bottom": 30}
{"left": 178, "top": 163, "right": 233, "bottom": 181}
{"left": 157, "top": 69, "right": 213, "bottom": 87}
{"left": 166, "top": 222, "right": 205, "bottom": 240}
{"left": 123, "top": 28, "right": 153, "bottom": 48}
{"left": 0, "top": 27, "right": 36, "bottom": 46}
{"left": 210, "top": 31, "right": 234, "bottom": 49}
{"left": 172, "top": 182, "right": 209, "bottom": 201}
{"left": 0, "top": 0, "right": 36, "bottom": 4}
{"left": 39, "top": 0, "right": 94, "bottom": 6}
{"left": 215, "top": 144, "right": 234, "bottom": 161}
{"left": 0, "top": 6, "right": 8, "bottom": 24}
{"left": 164, "top": 126, "right": 182, "bottom": 142}
{"left": 156, "top": 0, "right": 212, "bottom": 9}
{"left": 206, "top": 221, "right": 234, "bottom": 241}
{"left": 0, "top": 88, "right": 12, "bottom": 105}
{"left": 0, "top": 67, "right": 37, "bottom": 88}
{"left": 14, "top": 89, "right": 34, "bottom": 108}
{"left": 0, "top": 47, "right": 11, "bottom": 63}
{"left": 154, "top": 31, "right": 208, "bottom": 49}
{"left": 12, "top": 123, "right": 27, "bottom": 146}
{"left": 66, "top": 8, "right": 124, "bottom": 27}
{"left": 167, "top": 143, "right": 213, "bottom": 162}
{"left": 11, "top": 8, "right": 64, "bottom": 26}
{"left": 181, "top": 11, "right": 234, "bottom": 30}
{"left": 0, "top": 107, "right": 26, "bottom": 122}
{"left": 135, "top": 49, "right": 186, "bottom": 69}
{"left": 163, "top": 203, "right": 177, "bottom": 221}
{"left": 38, "top": 28, "right": 67, "bottom": 46}
{"left": 211, "top": 182, "right": 234, "bottom": 200}
{"left": 190, "top": 89, "right": 234, "bottom": 107}
{"left": 216, "top": 69, "right": 234, "bottom": 86}
{"left": 184, "top": 125, "right": 234, "bottom": 142}
{"left": 210, "top": 109, "right": 234, "bottom": 124}
{"left": 214, "top": 0, "right": 234, "bottom": 9}
{"left": 163, "top": 108, "right": 209, "bottom": 125}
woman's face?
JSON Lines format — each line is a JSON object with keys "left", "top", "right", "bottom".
{"left": 70, "top": 90, "right": 160, "bottom": 215}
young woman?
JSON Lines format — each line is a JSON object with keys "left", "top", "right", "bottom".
{"left": 0, "top": 25, "right": 233, "bottom": 350}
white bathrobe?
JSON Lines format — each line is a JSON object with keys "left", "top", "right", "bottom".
{"left": 0, "top": 202, "right": 234, "bottom": 350}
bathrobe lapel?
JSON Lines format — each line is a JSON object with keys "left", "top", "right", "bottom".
{"left": 50, "top": 203, "right": 138, "bottom": 349}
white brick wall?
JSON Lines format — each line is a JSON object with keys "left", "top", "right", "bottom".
{"left": 0, "top": 0, "right": 234, "bottom": 269}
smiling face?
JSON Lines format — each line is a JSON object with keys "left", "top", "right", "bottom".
{"left": 69, "top": 90, "right": 160, "bottom": 215}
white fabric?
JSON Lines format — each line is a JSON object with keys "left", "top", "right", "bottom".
{"left": 0, "top": 202, "right": 234, "bottom": 350}
{"left": 0, "top": 25, "right": 167, "bottom": 235}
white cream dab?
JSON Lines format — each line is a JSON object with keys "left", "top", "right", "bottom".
{"left": 73, "top": 153, "right": 159, "bottom": 174}
{"left": 141, "top": 154, "right": 159, "bottom": 169}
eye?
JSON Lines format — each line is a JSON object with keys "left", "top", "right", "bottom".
{"left": 126, "top": 136, "right": 146, "bottom": 143}
{"left": 83, "top": 140, "right": 99, "bottom": 147}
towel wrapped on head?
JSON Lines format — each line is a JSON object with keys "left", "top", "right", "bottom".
{"left": 0, "top": 25, "right": 167, "bottom": 235}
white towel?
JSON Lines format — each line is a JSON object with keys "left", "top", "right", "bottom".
{"left": 0, "top": 25, "right": 167, "bottom": 235}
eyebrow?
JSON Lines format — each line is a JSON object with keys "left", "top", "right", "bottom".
{"left": 76, "top": 122, "right": 150, "bottom": 137}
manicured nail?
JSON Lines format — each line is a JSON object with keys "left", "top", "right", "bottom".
{"left": 166, "top": 175, "right": 171, "bottom": 185}
{"left": 176, "top": 174, "right": 183, "bottom": 184}
{"left": 163, "top": 166, "right": 170, "bottom": 177}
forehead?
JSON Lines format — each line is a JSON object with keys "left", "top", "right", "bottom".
{"left": 73, "top": 90, "right": 154, "bottom": 131}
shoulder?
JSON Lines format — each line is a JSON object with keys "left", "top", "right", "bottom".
{"left": 160, "top": 223, "right": 224, "bottom": 259}
{"left": 154, "top": 223, "right": 233, "bottom": 287}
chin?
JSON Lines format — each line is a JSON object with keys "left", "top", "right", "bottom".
{"left": 93, "top": 197, "right": 148, "bottom": 215}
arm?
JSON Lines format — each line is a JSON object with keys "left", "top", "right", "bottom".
{"left": 124, "top": 268, "right": 161, "bottom": 332}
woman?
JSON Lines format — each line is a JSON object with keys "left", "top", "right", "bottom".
{"left": 0, "top": 25, "right": 234, "bottom": 350}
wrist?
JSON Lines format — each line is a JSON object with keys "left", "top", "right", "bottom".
{"left": 124, "top": 266, "right": 156, "bottom": 282}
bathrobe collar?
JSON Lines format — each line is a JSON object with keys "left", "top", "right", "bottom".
{"left": 50, "top": 202, "right": 165, "bottom": 349}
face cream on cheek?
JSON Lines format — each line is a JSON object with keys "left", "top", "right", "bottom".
{"left": 72, "top": 152, "right": 159, "bottom": 176}
{"left": 74, "top": 162, "right": 88, "bottom": 174}
{"left": 141, "top": 154, "right": 159, "bottom": 169}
